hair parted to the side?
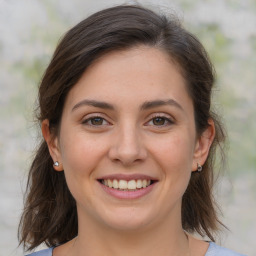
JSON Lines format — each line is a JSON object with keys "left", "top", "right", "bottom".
{"left": 19, "top": 4, "right": 226, "bottom": 251}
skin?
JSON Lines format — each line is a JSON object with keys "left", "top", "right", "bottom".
{"left": 42, "top": 46, "right": 215, "bottom": 256}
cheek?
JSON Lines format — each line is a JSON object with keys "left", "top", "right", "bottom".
{"left": 59, "top": 130, "right": 106, "bottom": 179}
{"left": 149, "top": 131, "right": 195, "bottom": 194}
{"left": 150, "top": 132, "right": 195, "bottom": 172}
{"left": 58, "top": 133, "right": 108, "bottom": 204}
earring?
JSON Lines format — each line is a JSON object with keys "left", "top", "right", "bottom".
{"left": 53, "top": 161, "right": 59, "bottom": 167}
{"left": 197, "top": 163, "right": 203, "bottom": 172}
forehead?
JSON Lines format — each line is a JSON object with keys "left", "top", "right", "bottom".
{"left": 64, "top": 46, "right": 192, "bottom": 111}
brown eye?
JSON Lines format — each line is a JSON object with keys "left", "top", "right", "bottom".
{"left": 145, "top": 115, "right": 174, "bottom": 128}
{"left": 82, "top": 116, "right": 108, "bottom": 126}
{"left": 90, "top": 117, "right": 104, "bottom": 125}
{"left": 152, "top": 117, "right": 166, "bottom": 126}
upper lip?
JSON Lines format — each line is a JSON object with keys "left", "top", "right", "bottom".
{"left": 98, "top": 173, "right": 158, "bottom": 181}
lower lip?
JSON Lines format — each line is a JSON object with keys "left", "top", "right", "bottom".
{"left": 99, "top": 182, "right": 157, "bottom": 199}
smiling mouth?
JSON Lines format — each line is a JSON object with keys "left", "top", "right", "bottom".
{"left": 99, "top": 179, "right": 156, "bottom": 191}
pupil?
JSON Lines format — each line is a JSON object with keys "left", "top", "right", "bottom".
{"left": 92, "top": 117, "right": 103, "bottom": 125}
{"left": 153, "top": 117, "right": 165, "bottom": 125}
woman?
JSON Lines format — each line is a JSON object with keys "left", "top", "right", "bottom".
{"left": 19, "top": 4, "right": 245, "bottom": 256}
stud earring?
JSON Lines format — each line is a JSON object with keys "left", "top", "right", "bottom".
{"left": 197, "top": 163, "right": 202, "bottom": 172}
{"left": 53, "top": 161, "right": 59, "bottom": 167}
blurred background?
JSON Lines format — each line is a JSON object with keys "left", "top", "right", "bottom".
{"left": 0, "top": 0, "right": 255, "bottom": 255}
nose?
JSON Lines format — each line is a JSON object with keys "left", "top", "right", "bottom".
{"left": 108, "top": 124, "right": 147, "bottom": 166}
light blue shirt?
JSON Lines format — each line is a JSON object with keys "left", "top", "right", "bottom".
{"left": 25, "top": 242, "right": 246, "bottom": 256}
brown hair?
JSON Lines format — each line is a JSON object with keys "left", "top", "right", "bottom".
{"left": 19, "top": 4, "right": 226, "bottom": 251}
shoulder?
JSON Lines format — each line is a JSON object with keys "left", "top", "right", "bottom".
{"left": 25, "top": 247, "right": 54, "bottom": 256}
{"left": 206, "top": 242, "right": 247, "bottom": 256}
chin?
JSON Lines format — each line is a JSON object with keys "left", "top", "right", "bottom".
{"left": 99, "top": 206, "right": 155, "bottom": 231}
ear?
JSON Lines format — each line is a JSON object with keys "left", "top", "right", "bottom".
{"left": 192, "top": 119, "right": 215, "bottom": 172}
{"left": 41, "top": 119, "right": 63, "bottom": 171}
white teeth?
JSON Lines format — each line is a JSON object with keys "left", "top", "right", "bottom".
{"left": 102, "top": 179, "right": 152, "bottom": 190}
{"left": 127, "top": 180, "right": 136, "bottom": 189}
{"left": 107, "top": 179, "right": 113, "bottom": 188}
{"left": 136, "top": 179, "right": 142, "bottom": 188}
{"left": 119, "top": 180, "right": 127, "bottom": 189}
{"left": 113, "top": 179, "right": 118, "bottom": 189}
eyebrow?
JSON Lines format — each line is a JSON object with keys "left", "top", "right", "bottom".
{"left": 72, "top": 99, "right": 114, "bottom": 112}
{"left": 71, "top": 98, "right": 183, "bottom": 112}
{"left": 140, "top": 99, "right": 184, "bottom": 111}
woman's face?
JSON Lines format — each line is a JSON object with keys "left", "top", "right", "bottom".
{"left": 46, "top": 46, "right": 212, "bottom": 232}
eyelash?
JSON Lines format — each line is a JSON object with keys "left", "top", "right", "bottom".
{"left": 82, "top": 115, "right": 110, "bottom": 126}
{"left": 82, "top": 114, "right": 174, "bottom": 128}
{"left": 145, "top": 114, "right": 174, "bottom": 127}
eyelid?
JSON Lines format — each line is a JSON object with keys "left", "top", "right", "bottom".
{"left": 144, "top": 113, "right": 175, "bottom": 126}
{"left": 81, "top": 113, "right": 112, "bottom": 126}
